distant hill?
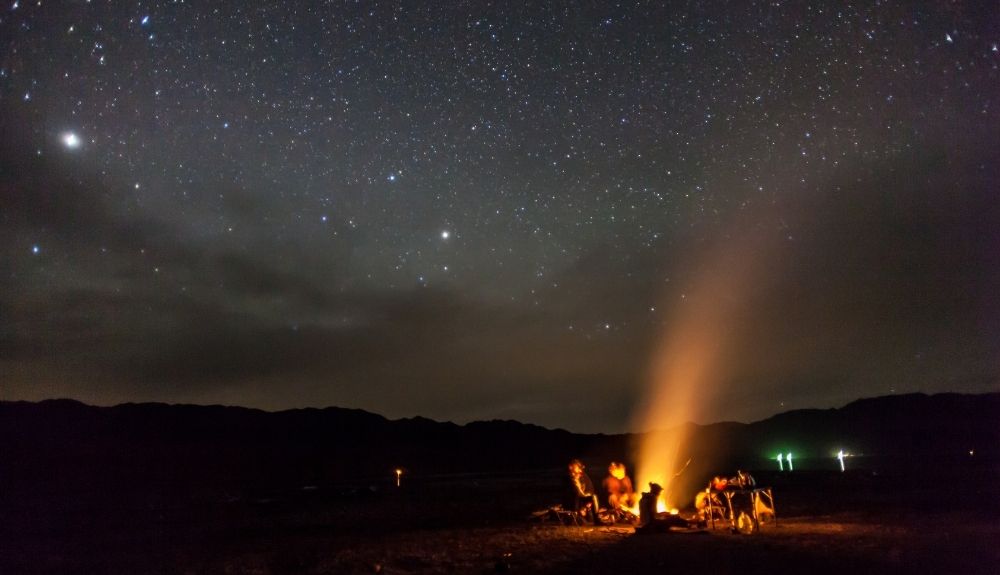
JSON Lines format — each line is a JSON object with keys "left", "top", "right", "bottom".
{"left": 2, "top": 393, "right": 997, "bottom": 499}
{"left": 0, "top": 398, "right": 621, "bottom": 497}
{"left": 746, "top": 392, "right": 1000, "bottom": 458}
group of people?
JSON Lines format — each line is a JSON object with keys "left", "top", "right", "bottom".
{"left": 566, "top": 458, "right": 708, "bottom": 530}
{"left": 565, "top": 459, "right": 637, "bottom": 526}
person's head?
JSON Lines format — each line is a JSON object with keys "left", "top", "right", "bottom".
{"left": 609, "top": 462, "right": 626, "bottom": 480}
{"left": 568, "top": 459, "right": 584, "bottom": 476}
{"left": 648, "top": 482, "right": 663, "bottom": 496}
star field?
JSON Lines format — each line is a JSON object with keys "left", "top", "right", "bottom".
{"left": 1, "top": 1, "right": 998, "bottom": 432}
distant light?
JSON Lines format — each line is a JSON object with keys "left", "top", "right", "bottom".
{"left": 440, "top": 230, "right": 450, "bottom": 239}
{"left": 395, "top": 468, "right": 403, "bottom": 487}
{"left": 786, "top": 452, "right": 794, "bottom": 471}
{"left": 141, "top": 15, "right": 150, "bottom": 25}
{"left": 62, "top": 132, "right": 81, "bottom": 149}
{"left": 776, "top": 453, "right": 784, "bottom": 471}
{"left": 837, "top": 450, "right": 845, "bottom": 472}
{"left": 969, "top": 449, "right": 975, "bottom": 457}
{"left": 31, "top": 245, "right": 40, "bottom": 254}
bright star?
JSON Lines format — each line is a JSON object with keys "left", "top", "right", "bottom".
{"left": 440, "top": 230, "right": 450, "bottom": 239}
{"left": 141, "top": 15, "right": 150, "bottom": 25}
{"left": 62, "top": 132, "right": 81, "bottom": 149}
{"left": 32, "top": 245, "right": 40, "bottom": 254}
{"left": 387, "top": 173, "right": 397, "bottom": 182}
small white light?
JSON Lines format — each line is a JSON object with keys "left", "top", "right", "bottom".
{"left": 62, "top": 132, "right": 81, "bottom": 149}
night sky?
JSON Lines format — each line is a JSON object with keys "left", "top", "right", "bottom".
{"left": 2, "top": 1, "right": 998, "bottom": 433}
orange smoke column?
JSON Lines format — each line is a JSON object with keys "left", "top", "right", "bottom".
{"left": 632, "top": 225, "right": 774, "bottom": 507}
{"left": 632, "top": 309, "right": 720, "bottom": 507}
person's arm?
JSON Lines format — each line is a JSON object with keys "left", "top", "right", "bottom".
{"left": 581, "top": 475, "right": 596, "bottom": 496}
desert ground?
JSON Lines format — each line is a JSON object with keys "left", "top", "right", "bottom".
{"left": 3, "top": 462, "right": 998, "bottom": 574}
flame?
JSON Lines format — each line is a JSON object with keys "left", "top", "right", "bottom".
{"left": 631, "top": 491, "right": 677, "bottom": 516}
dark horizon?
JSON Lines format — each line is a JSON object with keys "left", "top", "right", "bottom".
{"left": 6, "top": 389, "right": 997, "bottom": 436}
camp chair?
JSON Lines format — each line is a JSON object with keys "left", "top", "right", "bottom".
{"left": 531, "top": 504, "right": 586, "bottom": 526}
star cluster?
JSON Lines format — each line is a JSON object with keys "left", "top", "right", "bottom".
{"left": 1, "top": 1, "right": 997, "bottom": 431}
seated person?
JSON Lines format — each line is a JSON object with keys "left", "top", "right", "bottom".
{"left": 602, "top": 461, "right": 637, "bottom": 511}
{"left": 694, "top": 488, "right": 725, "bottom": 522}
{"left": 732, "top": 469, "right": 756, "bottom": 489}
{"left": 565, "top": 459, "right": 604, "bottom": 525}
{"left": 637, "top": 483, "right": 696, "bottom": 532}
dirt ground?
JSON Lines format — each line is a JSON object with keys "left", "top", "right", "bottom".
{"left": 3, "top": 467, "right": 999, "bottom": 574}
{"left": 161, "top": 512, "right": 998, "bottom": 575}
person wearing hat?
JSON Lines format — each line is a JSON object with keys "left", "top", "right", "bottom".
{"left": 638, "top": 482, "right": 665, "bottom": 528}
{"left": 566, "top": 459, "right": 605, "bottom": 525}
{"left": 637, "top": 482, "right": 697, "bottom": 532}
